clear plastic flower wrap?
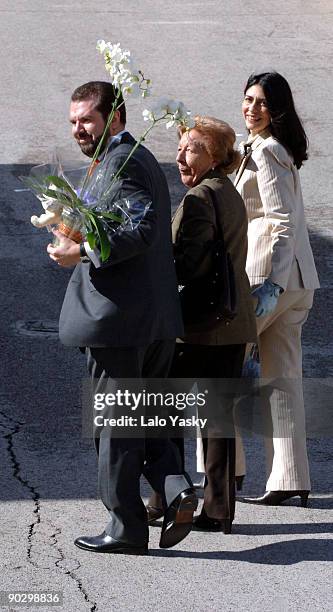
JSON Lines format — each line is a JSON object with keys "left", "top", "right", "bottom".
{"left": 19, "top": 39, "right": 194, "bottom": 262}
{"left": 20, "top": 149, "right": 152, "bottom": 261}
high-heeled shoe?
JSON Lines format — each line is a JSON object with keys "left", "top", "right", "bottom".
{"left": 146, "top": 492, "right": 164, "bottom": 523}
{"left": 241, "top": 490, "right": 310, "bottom": 507}
{"left": 193, "top": 475, "right": 207, "bottom": 489}
{"left": 236, "top": 475, "right": 245, "bottom": 491}
{"left": 195, "top": 475, "right": 244, "bottom": 492}
{"left": 192, "top": 509, "right": 232, "bottom": 534}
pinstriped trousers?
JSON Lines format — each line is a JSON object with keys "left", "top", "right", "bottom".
{"left": 238, "top": 288, "right": 314, "bottom": 490}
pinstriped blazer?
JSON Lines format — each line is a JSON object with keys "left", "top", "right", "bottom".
{"left": 234, "top": 130, "right": 320, "bottom": 291}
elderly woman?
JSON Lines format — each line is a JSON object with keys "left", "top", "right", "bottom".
{"left": 148, "top": 116, "right": 256, "bottom": 533}
{"left": 235, "top": 72, "right": 320, "bottom": 506}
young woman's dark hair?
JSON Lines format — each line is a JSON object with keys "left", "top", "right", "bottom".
{"left": 244, "top": 72, "right": 308, "bottom": 168}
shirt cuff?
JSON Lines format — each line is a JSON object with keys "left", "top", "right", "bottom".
{"left": 84, "top": 241, "right": 102, "bottom": 268}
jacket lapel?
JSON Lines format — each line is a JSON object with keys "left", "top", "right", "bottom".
{"left": 234, "top": 129, "right": 271, "bottom": 187}
{"left": 234, "top": 147, "right": 252, "bottom": 187}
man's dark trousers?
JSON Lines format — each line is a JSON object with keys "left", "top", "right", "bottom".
{"left": 87, "top": 340, "right": 185, "bottom": 545}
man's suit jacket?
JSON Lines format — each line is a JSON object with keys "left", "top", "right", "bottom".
{"left": 59, "top": 132, "right": 184, "bottom": 347}
{"left": 172, "top": 169, "right": 257, "bottom": 346}
{"left": 234, "top": 130, "right": 320, "bottom": 291}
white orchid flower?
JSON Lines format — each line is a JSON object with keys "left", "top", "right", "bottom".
{"left": 123, "top": 81, "right": 141, "bottom": 97}
{"left": 96, "top": 39, "right": 108, "bottom": 53}
{"left": 142, "top": 109, "right": 154, "bottom": 122}
{"left": 166, "top": 99, "right": 180, "bottom": 114}
{"left": 97, "top": 39, "right": 151, "bottom": 98}
{"left": 142, "top": 97, "right": 193, "bottom": 129}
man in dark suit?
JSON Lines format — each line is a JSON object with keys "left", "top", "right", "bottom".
{"left": 47, "top": 81, "right": 197, "bottom": 555}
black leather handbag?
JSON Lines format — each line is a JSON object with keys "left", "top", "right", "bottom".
{"left": 178, "top": 188, "right": 237, "bottom": 333}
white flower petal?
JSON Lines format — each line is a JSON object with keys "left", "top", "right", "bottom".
{"left": 96, "top": 39, "right": 107, "bottom": 53}
{"left": 166, "top": 100, "right": 179, "bottom": 114}
{"left": 142, "top": 109, "right": 154, "bottom": 122}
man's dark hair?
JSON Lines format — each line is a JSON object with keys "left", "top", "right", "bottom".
{"left": 71, "top": 81, "right": 126, "bottom": 125}
{"left": 244, "top": 71, "right": 308, "bottom": 168}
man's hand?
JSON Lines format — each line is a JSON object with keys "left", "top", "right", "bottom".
{"left": 47, "top": 230, "right": 81, "bottom": 267}
{"left": 251, "top": 279, "right": 282, "bottom": 318}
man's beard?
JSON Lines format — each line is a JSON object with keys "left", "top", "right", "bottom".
{"left": 76, "top": 133, "right": 107, "bottom": 158}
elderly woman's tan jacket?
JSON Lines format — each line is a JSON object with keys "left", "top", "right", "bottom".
{"left": 172, "top": 169, "right": 257, "bottom": 345}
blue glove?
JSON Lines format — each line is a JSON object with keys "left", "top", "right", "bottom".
{"left": 251, "top": 279, "right": 282, "bottom": 318}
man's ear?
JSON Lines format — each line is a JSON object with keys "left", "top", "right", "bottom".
{"left": 110, "top": 109, "right": 123, "bottom": 133}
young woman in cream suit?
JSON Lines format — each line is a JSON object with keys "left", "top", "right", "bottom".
{"left": 235, "top": 72, "right": 320, "bottom": 506}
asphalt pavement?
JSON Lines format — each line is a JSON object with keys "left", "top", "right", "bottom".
{"left": 0, "top": 1, "right": 332, "bottom": 611}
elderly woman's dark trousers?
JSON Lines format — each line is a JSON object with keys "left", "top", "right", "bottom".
{"left": 169, "top": 342, "right": 246, "bottom": 520}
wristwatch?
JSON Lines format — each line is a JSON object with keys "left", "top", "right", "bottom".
{"left": 79, "top": 242, "right": 90, "bottom": 263}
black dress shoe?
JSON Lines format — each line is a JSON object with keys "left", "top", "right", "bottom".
{"left": 241, "top": 490, "right": 310, "bottom": 507}
{"left": 159, "top": 488, "right": 198, "bottom": 549}
{"left": 74, "top": 532, "right": 148, "bottom": 555}
{"left": 192, "top": 509, "right": 232, "bottom": 534}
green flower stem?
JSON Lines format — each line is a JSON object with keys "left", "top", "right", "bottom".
{"left": 107, "top": 128, "right": 151, "bottom": 184}
{"left": 103, "top": 114, "right": 170, "bottom": 198}
{"left": 80, "top": 90, "right": 123, "bottom": 197}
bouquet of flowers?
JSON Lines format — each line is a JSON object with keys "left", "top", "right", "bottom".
{"left": 21, "top": 40, "right": 194, "bottom": 261}
{"left": 21, "top": 152, "right": 146, "bottom": 261}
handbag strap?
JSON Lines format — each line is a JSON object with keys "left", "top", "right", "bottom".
{"left": 205, "top": 186, "right": 226, "bottom": 251}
